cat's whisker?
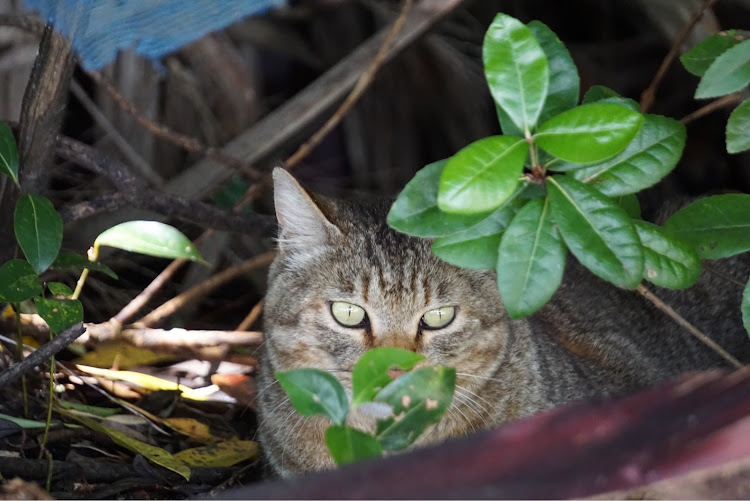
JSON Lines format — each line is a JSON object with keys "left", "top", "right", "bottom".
{"left": 280, "top": 411, "right": 305, "bottom": 471}
{"left": 455, "top": 384, "right": 495, "bottom": 416}
{"left": 453, "top": 388, "right": 492, "bottom": 422}
{"left": 447, "top": 393, "right": 479, "bottom": 434}
{"left": 456, "top": 372, "right": 506, "bottom": 385}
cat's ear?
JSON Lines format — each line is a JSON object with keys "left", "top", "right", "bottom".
{"left": 272, "top": 167, "right": 341, "bottom": 256}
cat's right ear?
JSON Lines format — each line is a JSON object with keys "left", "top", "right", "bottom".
{"left": 272, "top": 167, "right": 342, "bottom": 258}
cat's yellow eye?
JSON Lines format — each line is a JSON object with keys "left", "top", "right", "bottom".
{"left": 331, "top": 301, "right": 367, "bottom": 327}
{"left": 421, "top": 306, "right": 456, "bottom": 329}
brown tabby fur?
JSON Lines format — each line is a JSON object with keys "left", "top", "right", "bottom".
{"left": 257, "top": 168, "right": 750, "bottom": 477}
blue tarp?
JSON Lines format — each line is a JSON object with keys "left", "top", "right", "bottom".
{"left": 23, "top": 0, "right": 286, "bottom": 70}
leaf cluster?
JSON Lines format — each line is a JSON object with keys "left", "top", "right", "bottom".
{"left": 275, "top": 347, "right": 455, "bottom": 465}
{"left": 388, "top": 14, "right": 694, "bottom": 318}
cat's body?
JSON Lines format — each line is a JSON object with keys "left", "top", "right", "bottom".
{"left": 257, "top": 168, "right": 750, "bottom": 477}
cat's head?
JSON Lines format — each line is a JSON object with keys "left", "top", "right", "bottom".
{"left": 259, "top": 168, "right": 518, "bottom": 474}
{"left": 265, "top": 168, "right": 511, "bottom": 376}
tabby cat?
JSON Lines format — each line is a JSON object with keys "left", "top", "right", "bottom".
{"left": 257, "top": 167, "right": 750, "bottom": 477}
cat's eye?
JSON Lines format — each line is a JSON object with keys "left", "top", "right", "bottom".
{"left": 330, "top": 301, "right": 367, "bottom": 327}
{"left": 420, "top": 306, "right": 456, "bottom": 330}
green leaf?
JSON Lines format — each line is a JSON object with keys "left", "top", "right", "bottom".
{"left": 742, "top": 279, "right": 750, "bottom": 336}
{"left": 0, "top": 121, "right": 19, "bottom": 185}
{"left": 662, "top": 194, "right": 750, "bottom": 259}
{"left": 431, "top": 188, "right": 527, "bottom": 269}
{"left": 495, "top": 104, "right": 523, "bottom": 137}
{"left": 325, "top": 425, "right": 383, "bottom": 465}
{"left": 497, "top": 198, "right": 567, "bottom": 318}
{"left": 34, "top": 297, "right": 83, "bottom": 335}
{"left": 60, "top": 411, "right": 191, "bottom": 480}
{"left": 572, "top": 114, "right": 686, "bottom": 196}
{"left": 14, "top": 194, "right": 63, "bottom": 274}
{"left": 726, "top": 99, "right": 750, "bottom": 154}
{"left": 681, "top": 30, "right": 743, "bottom": 77}
{"left": 634, "top": 221, "right": 701, "bottom": 289}
{"left": 351, "top": 347, "right": 425, "bottom": 406}
{"left": 582, "top": 85, "right": 620, "bottom": 103}
{"left": 437, "top": 136, "right": 528, "bottom": 214}
{"left": 535, "top": 103, "right": 644, "bottom": 163}
{"left": 95, "top": 221, "right": 204, "bottom": 262}
{"left": 528, "top": 20, "right": 580, "bottom": 124}
{"left": 0, "top": 260, "right": 43, "bottom": 302}
{"left": 387, "top": 160, "right": 492, "bottom": 238}
{"left": 483, "top": 13, "right": 549, "bottom": 132}
{"left": 374, "top": 366, "right": 455, "bottom": 451}
{"left": 56, "top": 400, "right": 120, "bottom": 418}
{"left": 275, "top": 368, "right": 349, "bottom": 426}
{"left": 48, "top": 282, "right": 73, "bottom": 296}
{"left": 51, "top": 252, "right": 118, "bottom": 279}
{"left": 547, "top": 176, "right": 643, "bottom": 288}
{"left": 581, "top": 86, "right": 641, "bottom": 112}
{"left": 695, "top": 38, "right": 750, "bottom": 98}
{"left": 614, "top": 194, "right": 641, "bottom": 219}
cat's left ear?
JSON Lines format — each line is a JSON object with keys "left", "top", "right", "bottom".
{"left": 272, "top": 168, "right": 341, "bottom": 257}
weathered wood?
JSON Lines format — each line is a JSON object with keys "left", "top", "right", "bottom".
{"left": 18, "top": 23, "right": 76, "bottom": 194}
{"left": 218, "top": 369, "right": 750, "bottom": 499}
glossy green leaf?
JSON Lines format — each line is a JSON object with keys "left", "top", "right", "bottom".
{"left": 495, "top": 104, "right": 523, "bottom": 137}
{"left": 387, "top": 160, "right": 491, "bottom": 238}
{"left": 0, "top": 259, "right": 43, "bottom": 302}
{"left": 634, "top": 221, "right": 701, "bottom": 289}
{"left": 528, "top": 20, "right": 579, "bottom": 124}
{"left": 483, "top": 13, "right": 549, "bottom": 132}
{"left": 535, "top": 103, "right": 644, "bottom": 163}
{"left": 95, "top": 221, "right": 204, "bottom": 262}
{"left": 581, "top": 85, "right": 639, "bottom": 112}
{"left": 742, "top": 279, "right": 750, "bottom": 336}
{"left": 662, "top": 194, "right": 750, "bottom": 259}
{"left": 14, "top": 194, "right": 63, "bottom": 274}
{"left": 695, "top": 38, "right": 750, "bottom": 98}
{"left": 438, "top": 136, "right": 528, "bottom": 214}
{"left": 351, "top": 347, "right": 425, "bottom": 406}
{"left": 0, "top": 121, "right": 19, "bottom": 185}
{"left": 727, "top": 99, "right": 750, "bottom": 154}
{"left": 431, "top": 188, "right": 527, "bottom": 269}
{"left": 48, "top": 282, "right": 73, "bottom": 297}
{"left": 614, "top": 194, "right": 641, "bottom": 219}
{"left": 374, "top": 366, "right": 455, "bottom": 451}
{"left": 682, "top": 31, "right": 744, "bottom": 76}
{"left": 582, "top": 85, "right": 620, "bottom": 103}
{"left": 572, "top": 115, "right": 686, "bottom": 196}
{"left": 275, "top": 368, "right": 349, "bottom": 426}
{"left": 547, "top": 176, "right": 643, "bottom": 288}
{"left": 497, "top": 198, "right": 566, "bottom": 318}
{"left": 325, "top": 425, "right": 383, "bottom": 465}
{"left": 51, "top": 252, "right": 118, "bottom": 279}
{"left": 34, "top": 297, "right": 83, "bottom": 335}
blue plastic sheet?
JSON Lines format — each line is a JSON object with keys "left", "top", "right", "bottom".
{"left": 23, "top": 0, "right": 286, "bottom": 70}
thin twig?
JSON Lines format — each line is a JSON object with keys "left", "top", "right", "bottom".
{"left": 285, "top": 0, "right": 415, "bottom": 168}
{"left": 0, "top": 323, "right": 85, "bottom": 390}
{"left": 87, "top": 70, "right": 262, "bottom": 181}
{"left": 640, "top": 0, "right": 720, "bottom": 113}
{"left": 138, "top": 251, "right": 276, "bottom": 327}
{"left": 237, "top": 299, "right": 264, "bottom": 331}
{"left": 636, "top": 284, "right": 742, "bottom": 369}
{"left": 680, "top": 92, "right": 743, "bottom": 125}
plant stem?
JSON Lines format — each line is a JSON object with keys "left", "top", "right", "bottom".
{"left": 14, "top": 304, "right": 28, "bottom": 417}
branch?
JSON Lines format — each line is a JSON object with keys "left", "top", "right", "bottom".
{"left": 55, "top": 137, "right": 276, "bottom": 233}
{"left": 0, "top": 323, "right": 85, "bottom": 390}
{"left": 640, "top": 0, "right": 720, "bottom": 113}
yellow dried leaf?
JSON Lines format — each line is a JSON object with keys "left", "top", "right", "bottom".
{"left": 74, "top": 342, "right": 177, "bottom": 369}
{"left": 76, "top": 365, "right": 218, "bottom": 401}
{"left": 174, "top": 439, "right": 258, "bottom": 467}
{"left": 164, "top": 417, "right": 221, "bottom": 445}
